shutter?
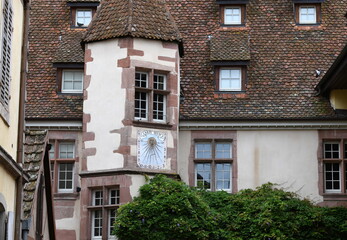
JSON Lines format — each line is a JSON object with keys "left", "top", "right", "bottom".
{"left": 0, "top": 0, "right": 13, "bottom": 108}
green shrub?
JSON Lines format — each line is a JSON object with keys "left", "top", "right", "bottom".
{"left": 114, "top": 175, "right": 347, "bottom": 240}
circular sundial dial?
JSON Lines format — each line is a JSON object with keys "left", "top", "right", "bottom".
{"left": 137, "top": 130, "right": 167, "bottom": 169}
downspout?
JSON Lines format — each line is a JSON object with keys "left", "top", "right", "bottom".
{"left": 15, "top": 0, "right": 30, "bottom": 239}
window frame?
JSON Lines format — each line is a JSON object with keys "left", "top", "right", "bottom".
{"left": 75, "top": 9, "right": 93, "bottom": 27}
{"left": 322, "top": 140, "right": 347, "bottom": 194}
{"left": 295, "top": 3, "right": 321, "bottom": 25}
{"left": 61, "top": 69, "right": 84, "bottom": 93}
{"left": 194, "top": 140, "right": 233, "bottom": 192}
{"left": 70, "top": 6, "right": 97, "bottom": 28}
{"left": 88, "top": 187, "right": 120, "bottom": 240}
{"left": 220, "top": 4, "right": 246, "bottom": 26}
{"left": 134, "top": 69, "right": 169, "bottom": 123}
{"left": 215, "top": 66, "right": 247, "bottom": 92}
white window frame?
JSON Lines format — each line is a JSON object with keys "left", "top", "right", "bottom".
{"left": 153, "top": 94, "right": 166, "bottom": 123}
{"left": 76, "top": 9, "right": 92, "bottom": 27}
{"left": 215, "top": 163, "right": 232, "bottom": 192}
{"left": 195, "top": 163, "right": 212, "bottom": 191}
{"left": 299, "top": 6, "right": 317, "bottom": 24}
{"left": 92, "top": 210, "right": 103, "bottom": 240}
{"left": 324, "top": 162, "right": 341, "bottom": 193}
{"left": 219, "top": 68, "right": 242, "bottom": 91}
{"left": 215, "top": 142, "right": 232, "bottom": 159}
{"left": 108, "top": 209, "right": 116, "bottom": 239}
{"left": 224, "top": 6, "right": 241, "bottom": 25}
{"left": 93, "top": 190, "right": 104, "bottom": 206}
{"left": 62, "top": 70, "right": 84, "bottom": 93}
{"left": 57, "top": 163, "right": 74, "bottom": 193}
{"left": 134, "top": 91, "right": 148, "bottom": 121}
{"left": 58, "top": 142, "right": 75, "bottom": 159}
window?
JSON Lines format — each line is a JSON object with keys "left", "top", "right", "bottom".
{"left": 219, "top": 68, "right": 241, "bottom": 91}
{"left": 299, "top": 6, "right": 316, "bottom": 24}
{"left": 134, "top": 70, "right": 168, "bottom": 122}
{"left": 89, "top": 188, "right": 119, "bottom": 239}
{"left": 221, "top": 5, "right": 245, "bottom": 25}
{"left": 76, "top": 9, "right": 92, "bottom": 27}
{"left": 322, "top": 141, "right": 347, "bottom": 193}
{"left": 295, "top": 3, "right": 321, "bottom": 25}
{"left": 224, "top": 7, "right": 241, "bottom": 25}
{"left": 49, "top": 141, "right": 76, "bottom": 193}
{"left": 0, "top": 0, "right": 13, "bottom": 117}
{"left": 62, "top": 70, "right": 83, "bottom": 93}
{"left": 194, "top": 141, "right": 232, "bottom": 192}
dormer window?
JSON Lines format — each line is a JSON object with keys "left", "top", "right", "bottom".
{"left": 62, "top": 70, "right": 83, "bottom": 93}
{"left": 221, "top": 5, "right": 245, "bottom": 26}
{"left": 67, "top": 2, "right": 99, "bottom": 28}
{"left": 216, "top": 0, "right": 248, "bottom": 26}
{"left": 76, "top": 9, "right": 92, "bottom": 27}
{"left": 293, "top": 0, "right": 322, "bottom": 25}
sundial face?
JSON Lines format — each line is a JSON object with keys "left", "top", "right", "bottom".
{"left": 137, "top": 130, "right": 167, "bottom": 169}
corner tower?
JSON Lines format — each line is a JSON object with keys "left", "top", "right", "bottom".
{"left": 80, "top": 0, "right": 182, "bottom": 238}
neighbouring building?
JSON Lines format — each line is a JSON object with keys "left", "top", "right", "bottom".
{"left": 26, "top": 0, "right": 347, "bottom": 239}
{"left": 0, "top": 0, "right": 29, "bottom": 239}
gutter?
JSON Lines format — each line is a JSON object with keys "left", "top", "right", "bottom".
{"left": 15, "top": 0, "right": 30, "bottom": 239}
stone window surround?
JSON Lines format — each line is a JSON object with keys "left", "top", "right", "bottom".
{"left": 48, "top": 131, "right": 80, "bottom": 199}
{"left": 188, "top": 130, "right": 238, "bottom": 193}
{"left": 318, "top": 130, "right": 347, "bottom": 205}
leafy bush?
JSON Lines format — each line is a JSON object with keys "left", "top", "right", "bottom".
{"left": 114, "top": 175, "right": 347, "bottom": 240}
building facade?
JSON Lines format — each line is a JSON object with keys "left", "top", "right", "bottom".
{"left": 26, "top": 0, "right": 347, "bottom": 239}
{"left": 0, "top": 0, "right": 29, "bottom": 239}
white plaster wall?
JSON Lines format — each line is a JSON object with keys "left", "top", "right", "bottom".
{"left": 129, "top": 174, "right": 148, "bottom": 198}
{"left": 85, "top": 39, "right": 127, "bottom": 171}
{"left": 0, "top": 0, "right": 23, "bottom": 158}
{"left": 178, "top": 130, "right": 191, "bottom": 183}
{"left": 132, "top": 39, "right": 177, "bottom": 69}
{"left": 0, "top": 165, "right": 16, "bottom": 212}
{"left": 238, "top": 130, "right": 322, "bottom": 202}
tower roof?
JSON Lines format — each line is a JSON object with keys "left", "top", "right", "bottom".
{"left": 83, "top": 0, "right": 182, "bottom": 43}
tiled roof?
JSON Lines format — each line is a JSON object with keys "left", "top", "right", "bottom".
{"left": 210, "top": 31, "right": 250, "bottom": 61}
{"left": 53, "top": 31, "right": 84, "bottom": 63}
{"left": 83, "top": 0, "right": 182, "bottom": 43}
{"left": 165, "top": 0, "right": 347, "bottom": 120}
{"left": 67, "top": 0, "right": 99, "bottom": 2}
{"left": 26, "top": 0, "right": 83, "bottom": 119}
{"left": 23, "top": 130, "right": 47, "bottom": 219}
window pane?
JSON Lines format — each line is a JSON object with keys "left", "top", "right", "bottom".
{"left": 195, "top": 143, "right": 212, "bottom": 159}
{"left": 220, "top": 69, "right": 241, "bottom": 91}
{"left": 93, "top": 190, "right": 103, "bottom": 206}
{"left": 135, "top": 72, "right": 148, "bottom": 88}
{"left": 216, "top": 163, "right": 231, "bottom": 191}
{"left": 76, "top": 10, "right": 92, "bottom": 27}
{"left": 154, "top": 74, "right": 166, "bottom": 90}
{"left": 215, "top": 143, "right": 232, "bottom": 159}
{"left": 324, "top": 163, "right": 340, "bottom": 192}
{"left": 109, "top": 209, "right": 117, "bottom": 237}
{"left": 49, "top": 142, "right": 55, "bottom": 159}
{"left": 59, "top": 142, "right": 75, "bottom": 158}
{"left": 324, "top": 142, "right": 339, "bottom": 159}
{"left": 299, "top": 7, "right": 316, "bottom": 24}
{"left": 58, "top": 163, "right": 74, "bottom": 192}
{"left": 62, "top": 70, "right": 83, "bottom": 91}
{"left": 153, "top": 94, "right": 165, "bottom": 121}
{"left": 196, "top": 163, "right": 211, "bottom": 190}
{"left": 93, "top": 210, "right": 103, "bottom": 237}
{"left": 224, "top": 7, "right": 241, "bottom": 24}
{"left": 135, "top": 91, "right": 148, "bottom": 119}
{"left": 109, "top": 189, "right": 120, "bottom": 205}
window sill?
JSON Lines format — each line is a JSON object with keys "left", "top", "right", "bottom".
{"left": 54, "top": 192, "right": 79, "bottom": 200}
{"left": 294, "top": 24, "right": 322, "bottom": 30}
{"left": 322, "top": 193, "right": 347, "bottom": 201}
{"left": 213, "top": 91, "right": 248, "bottom": 99}
{"left": 133, "top": 120, "right": 173, "bottom": 130}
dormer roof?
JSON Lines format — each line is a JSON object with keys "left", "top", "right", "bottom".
{"left": 83, "top": 0, "right": 182, "bottom": 44}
